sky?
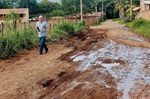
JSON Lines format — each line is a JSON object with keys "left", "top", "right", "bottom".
{"left": 36, "top": 0, "right": 59, "bottom": 2}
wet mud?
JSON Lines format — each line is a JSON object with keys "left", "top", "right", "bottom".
{"left": 43, "top": 26, "right": 150, "bottom": 99}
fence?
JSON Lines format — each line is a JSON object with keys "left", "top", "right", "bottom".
{"left": 140, "top": 10, "right": 150, "bottom": 21}
{"left": 30, "top": 16, "right": 98, "bottom": 29}
{"left": 0, "top": 16, "right": 98, "bottom": 35}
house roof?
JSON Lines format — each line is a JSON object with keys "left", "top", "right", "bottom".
{"left": 0, "top": 8, "right": 28, "bottom": 15}
{"left": 144, "top": 0, "right": 150, "bottom": 4}
{"left": 85, "top": 12, "right": 102, "bottom": 17}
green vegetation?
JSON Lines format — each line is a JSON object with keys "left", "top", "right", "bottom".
{"left": 112, "top": 18, "right": 121, "bottom": 21}
{"left": 0, "top": 21, "right": 85, "bottom": 59}
{"left": 4, "top": 10, "right": 20, "bottom": 31}
{"left": 0, "top": 0, "right": 140, "bottom": 20}
{"left": 58, "top": 22, "right": 75, "bottom": 35}
{"left": 90, "top": 22, "right": 101, "bottom": 26}
{"left": 51, "top": 28, "right": 68, "bottom": 39}
{"left": 0, "top": 27, "right": 38, "bottom": 59}
{"left": 51, "top": 21, "right": 86, "bottom": 40}
{"left": 127, "top": 18, "right": 150, "bottom": 38}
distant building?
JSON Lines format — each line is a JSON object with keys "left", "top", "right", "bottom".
{"left": 0, "top": 8, "right": 29, "bottom": 22}
{"left": 140, "top": 0, "right": 150, "bottom": 11}
{"left": 140, "top": 0, "right": 150, "bottom": 20}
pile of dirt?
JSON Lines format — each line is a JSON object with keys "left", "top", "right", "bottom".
{"left": 60, "top": 28, "right": 106, "bottom": 51}
{"left": 57, "top": 28, "right": 107, "bottom": 61}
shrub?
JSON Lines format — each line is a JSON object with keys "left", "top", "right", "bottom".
{"left": 91, "top": 22, "right": 101, "bottom": 26}
{"left": 51, "top": 21, "right": 86, "bottom": 40}
{"left": 112, "top": 18, "right": 121, "bottom": 21}
{"left": 75, "top": 21, "right": 86, "bottom": 32}
{"left": 0, "top": 27, "right": 38, "bottom": 59}
{"left": 127, "top": 18, "right": 150, "bottom": 38}
{"left": 0, "top": 37, "right": 15, "bottom": 59}
{"left": 58, "top": 22, "right": 75, "bottom": 35}
{"left": 51, "top": 28, "right": 68, "bottom": 39}
{"left": 124, "top": 16, "right": 131, "bottom": 23}
{"left": 78, "top": 21, "right": 86, "bottom": 27}
{"left": 132, "top": 19, "right": 146, "bottom": 28}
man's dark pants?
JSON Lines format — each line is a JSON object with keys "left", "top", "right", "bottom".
{"left": 39, "top": 36, "right": 48, "bottom": 54}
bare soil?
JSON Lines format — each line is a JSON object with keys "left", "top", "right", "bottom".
{"left": 0, "top": 20, "right": 150, "bottom": 99}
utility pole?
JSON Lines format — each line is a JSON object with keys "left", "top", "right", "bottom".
{"left": 102, "top": 0, "right": 104, "bottom": 21}
{"left": 80, "top": 0, "right": 83, "bottom": 22}
{"left": 130, "top": 0, "right": 132, "bottom": 21}
{"left": 95, "top": 1, "right": 98, "bottom": 22}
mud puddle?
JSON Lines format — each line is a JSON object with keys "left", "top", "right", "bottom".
{"left": 72, "top": 39, "right": 150, "bottom": 99}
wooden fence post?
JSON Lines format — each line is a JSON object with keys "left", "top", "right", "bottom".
{"left": 1, "top": 22, "right": 4, "bottom": 36}
{"left": 49, "top": 23, "right": 51, "bottom": 30}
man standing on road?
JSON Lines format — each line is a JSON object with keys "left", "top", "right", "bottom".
{"left": 36, "top": 15, "right": 50, "bottom": 55}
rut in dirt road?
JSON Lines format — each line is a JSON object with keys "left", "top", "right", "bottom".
{"left": 43, "top": 20, "right": 150, "bottom": 99}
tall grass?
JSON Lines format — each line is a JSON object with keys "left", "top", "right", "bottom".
{"left": 90, "top": 22, "right": 101, "bottom": 26}
{"left": 127, "top": 18, "right": 150, "bottom": 38}
{"left": 51, "top": 21, "right": 85, "bottom": 39}
{"left": 0, "top": 21, "right": 85, "bottom": 59}
{"left": 112, "top": 18, "right": 121, "bottom": 21}
{"left": 0, "top": 27, "right": 38, "bottom": 59}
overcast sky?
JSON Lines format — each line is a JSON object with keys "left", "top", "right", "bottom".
{"left": 36, "top": 0, "right": 59, "bottom": 2}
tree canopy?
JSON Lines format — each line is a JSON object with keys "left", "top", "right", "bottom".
{"left": 0, "top": 0, "right": 140, "bottom": 18}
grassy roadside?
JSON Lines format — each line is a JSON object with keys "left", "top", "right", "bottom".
{"left": 90, "top": 22, "right": 101, "bottom": 26}
{"left": 0, "top": 27, "right": 39, "bottom": 59}
{"left": 112, "top": 18, "right": 122, "bottom": 21}
{"left": 126, "top": 18, "right": 150, "bottom": 38}
{"left": 0, "top": 22, "right": 85, "bottom": 59}
{"left": 51, "top": 21, "right": 85, "bottom": 40}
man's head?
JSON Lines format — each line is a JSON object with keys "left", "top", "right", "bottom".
{"left": 38, "top": 15, "right": 44, "bottom": 22}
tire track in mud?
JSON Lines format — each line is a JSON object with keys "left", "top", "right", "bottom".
{"left": 41, "top": 21, "right": 150, "bottom": 99}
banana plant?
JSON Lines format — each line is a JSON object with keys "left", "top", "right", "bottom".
{"left": 5, "top": 10, "right": 20, "bottom": 31}
{"left": 115, "top": 0, "right": 130, "bottom": 18}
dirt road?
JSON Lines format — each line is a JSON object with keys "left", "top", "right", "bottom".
{"left": 0, "top": 20, "right": 150, "bottom": 99}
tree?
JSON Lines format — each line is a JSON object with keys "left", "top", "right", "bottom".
{"left": 17, "top": 0, "right": 37, "bottom": 14}
{"left": 5, "top": 10, "right": 20, "bottom": 30}
{"left": 37, "top": 0, "right": 61, "bottom": 16}
{"left": 50, "top": 10, "right": 65, "bottom": 16}
{"left": 115, "top": 0, "right": 129, "bottom": 18}
{"left": 0, "top": 0, "right": 9, "bottom": 8}
{"left": 114, "top": 0, "right": 140, "bottom": 19}
{"left": 61, "top": 0, "right": 79, "bottom": 15}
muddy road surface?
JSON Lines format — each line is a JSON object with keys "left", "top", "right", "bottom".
{"left": 0, "top": 20, "right": 150, "bottom": 99}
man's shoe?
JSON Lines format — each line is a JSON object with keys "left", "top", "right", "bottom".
{"left": 45, "top": 49, "right": 48, "bottom": 53}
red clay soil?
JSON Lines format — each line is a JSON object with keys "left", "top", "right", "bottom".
{"left": 36, "top": 28, "right": 118, "bottom": 99}
{"left": 0, "top": 27, "right": 114, "bottom": 99}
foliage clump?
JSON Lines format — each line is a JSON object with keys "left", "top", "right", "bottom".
{"left": 0, "top": 27, "right": 38, "bottom": 59}
{"left": 51, "top": 21, "right": 86, "bottom": 39}
{"left": 127, "top": 18, "right": 150, "bottom": 38}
